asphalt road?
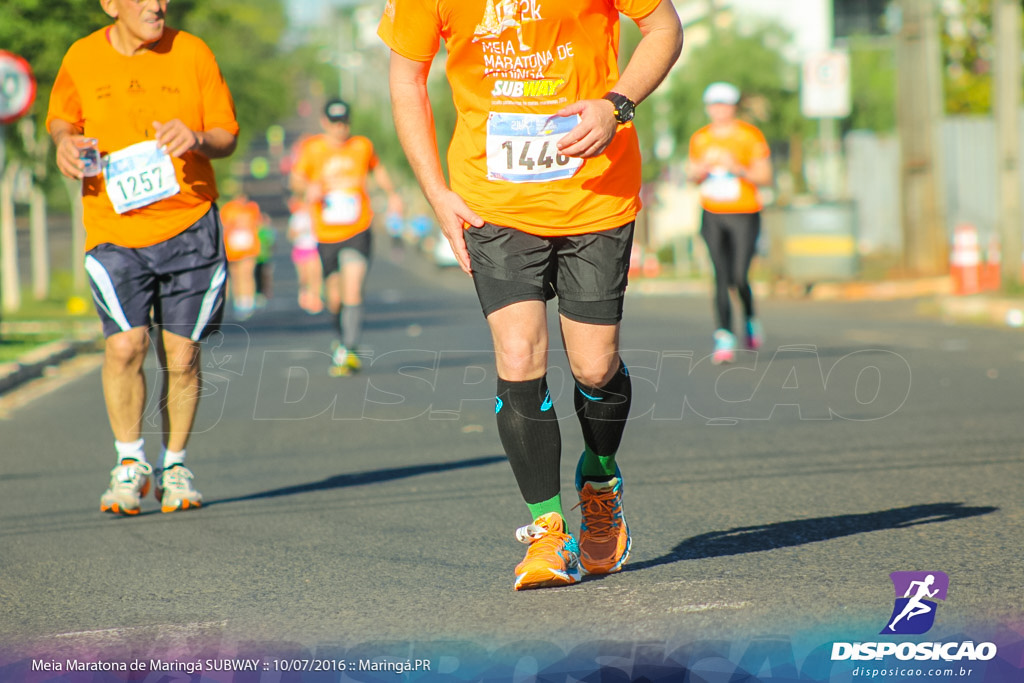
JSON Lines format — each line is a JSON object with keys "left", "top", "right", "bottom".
{"left": 1, "top": 239, "right": 1022, "bottom": 680}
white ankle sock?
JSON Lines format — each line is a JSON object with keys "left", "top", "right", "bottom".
{"left": 114, "top": 439, "right": 145, "bottom": 464}
{"left": 161, "top": 448, "right": 186, "bottom": 470}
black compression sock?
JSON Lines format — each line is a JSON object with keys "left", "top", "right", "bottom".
{"left": 574, "top": 359, "right": 632, "bottom": 480}
{"left": 495, "top": 375, "right": 562, "bottom": 504}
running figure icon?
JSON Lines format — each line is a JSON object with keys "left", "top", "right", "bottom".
{"left": 882, "top": 571, "right": 949, "bottom": 635}
{"left": 889, "top": 574, "right": 938, "bottom": 631}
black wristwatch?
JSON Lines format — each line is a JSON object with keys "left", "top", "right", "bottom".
{"left": 603, "top": 92, "right": 636, "bottom": 124}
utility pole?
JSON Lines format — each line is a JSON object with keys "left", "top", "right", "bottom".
{"left": 0, "top": 126, "right": 22, "bottom": 314}
{"left": 895, "top": 0, "right": 947, "bottom": 276}
{"left": 994, "top": 0, "right": 1022, "bottom": 290}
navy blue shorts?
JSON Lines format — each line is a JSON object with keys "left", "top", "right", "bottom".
{"left": 84, "top": 205, "right": 227, "bottom": 340}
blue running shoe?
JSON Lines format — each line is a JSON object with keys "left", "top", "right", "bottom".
{"left": 712, "top": 329, "right": 736, "bottom": 365}
{"left": 745, "top": 318, "right": 764, "bottom": 350}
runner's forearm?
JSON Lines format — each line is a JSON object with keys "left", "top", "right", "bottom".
{"left": 609, "top": 0, "right": 683, "bottom": 105}
{"left": 389, "top": 53, "right": 449, "bottom": 207}
{"left": 744, "top": 157, "right": 773, "bottom": 188}
{"left": 194, "top": 127, "right": 236, "bottom": 159}
{"left": 372, "top": 164, "right": 400, "bottom": 198}
{"left": 49, "top": 119, "right": 82, "bottom": 147}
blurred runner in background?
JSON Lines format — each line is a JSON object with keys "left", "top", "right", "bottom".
{"left": 255, "top": 211, "right": 277, "bottom": 308}
{"left": 221, "top": 189, "right": 262, "bottom": 319}
{"left": 287, "top": 197, "right": 323, "bottom": 314}
{"left": 687, "top": 81, "right": 773, "bottom": 364}
{"left": 290, "top": 98, "right": 403, "bottom": 376}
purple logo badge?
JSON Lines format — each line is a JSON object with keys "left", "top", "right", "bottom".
{"left": 881, "top": 571, "right": 949, "bottom": 635}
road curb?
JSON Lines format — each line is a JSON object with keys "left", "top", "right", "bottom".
{"left": 936, "top": 295, "right": 1024, "bottom": 328}
{"left": 0, "top": 338, "right": 101, "bottom": 396}
{"left": 630, "top": 276, "right": 956, "bottom": 301}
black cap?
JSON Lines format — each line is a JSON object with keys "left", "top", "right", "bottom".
{"left": 324, "top": 98, "right": 351, "bottom": 123}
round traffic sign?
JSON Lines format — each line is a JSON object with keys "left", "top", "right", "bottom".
{"left": 0, "top": 51, "right": 37, "bottom": 125}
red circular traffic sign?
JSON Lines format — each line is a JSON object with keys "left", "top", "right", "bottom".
{"left": 0, "top": 51, "right": 37, "bottom": 125}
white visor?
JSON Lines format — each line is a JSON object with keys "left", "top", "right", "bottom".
{"left": 703, "top": 82, "right": 741, "bottom": 105}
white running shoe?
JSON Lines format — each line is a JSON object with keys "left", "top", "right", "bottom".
{"left": 100, "top": 460, "right": 153, "bottom": 516}
{"left": 154, "top": 465, "right": 203, "bottom": 513}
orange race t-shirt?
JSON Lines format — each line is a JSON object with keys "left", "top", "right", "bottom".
{"left": 220, "top": 198, "right": 262, "bottom": 262}
{"left": 46, "top": 28, "right": 239, "bottom": 250}
{"left": 292, "top": 134, "right": 379, "bottom": 244}
{"left": 378, "top": 0, "right": 660, "bottom": 236}
{"left": 689, "top": 120, "right": 770, "bottom": 214}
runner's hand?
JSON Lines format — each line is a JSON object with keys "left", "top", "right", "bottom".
{"left": 554, "top": 99, "right": 619, "bottom": 159}
{"left": 55, "top": 135, "right": 88, "bottom": 180}
{"left": 432, "top": 189, "right": 484, "bottom": 276}
{"left": 153, "top": 119, "right": 202, "bottom": 158}
{"left": 387, "top": 193, "right": 405, "bottom": 217}
{"left": 687, "top": 160, "right": 710, "bottom": 183}
{"left": 305, "top": 184, "right": 324, "bottom": 204}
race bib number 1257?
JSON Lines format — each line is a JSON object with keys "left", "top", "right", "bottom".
{"left": 103, "top": 140, "right": 181, "bottom": 214}
{"left": 486, "top": 112, "right": 583, "bottom": 183}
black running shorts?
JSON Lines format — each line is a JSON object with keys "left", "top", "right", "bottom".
{"left": 465, "top": 222, "right": 634, "bottom": 325}
{"left": 318, "top": 228, "right": 372, "bottom": 277}
{"left": 85, "top": 205, "right": 227, "bottom": 340}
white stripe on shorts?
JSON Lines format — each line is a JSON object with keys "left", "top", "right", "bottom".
{"left": 84, "top": 255, "right": 133, "bottom": 333}
{"left": 190, "top": 261, "right": 227, "bottom": 341}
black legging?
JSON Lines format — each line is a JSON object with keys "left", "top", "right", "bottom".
{"left": 700, "top": 210, "right": 760, "bottom": 333}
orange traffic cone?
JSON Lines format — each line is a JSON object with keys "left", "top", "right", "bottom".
{"left": 950, "top": 223, "right": 981, "bottom": 295}
{"left": 981, "top": 234, "right": 1000, "bottom": 292}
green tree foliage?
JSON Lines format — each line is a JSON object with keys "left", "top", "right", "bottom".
{"left": 846, "top": 37, "right": 897, "bottom": 132}
{"left": 166, "top": 0, "right": 295, "bottom": 154}
{"left": 941, "top": 0, "right": 994, "bottom": 114}
{"left": 0, "top": 0, "right": 298, "bottom": 170}
{"left": 663, "top": 24, "right": 808, "bottom": 149}
{"left": 0, "top": 0, "right": 107, "bottom": 173}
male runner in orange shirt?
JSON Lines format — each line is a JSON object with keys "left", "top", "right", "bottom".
{"left": 291, "top": 99, "right": 403, "bottom": 376}
{"left": 47, "top": 0, "right": 238, "bottom": 515}
{"left": 221, "top": 190, "right": 263, "bottom": 320}
{"left": 379, "top": 0, "right": 682, "bottom": 590}
{"left": 688, "top": 82, "right": 773, "bottom": 364}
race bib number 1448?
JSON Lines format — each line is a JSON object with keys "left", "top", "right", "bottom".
{"left": 486, "top": 112, "right": 583, "bottom": 183}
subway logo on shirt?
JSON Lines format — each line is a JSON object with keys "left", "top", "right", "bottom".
{"left": 491, "top": 79, "right": 565, "bottom": 98}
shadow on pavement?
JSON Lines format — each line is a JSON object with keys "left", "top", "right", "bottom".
{"left": 623, "top": 502, "right": 998, "bottom": 572}
{"left": 205, "top": 454, "right": 506, "bottom": 507}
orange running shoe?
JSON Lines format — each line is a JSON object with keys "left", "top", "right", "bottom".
{"left": 513, "top": 512, "right": 582, "bottom": 591}
{"left": 575, "top": 463, "right": 631, "bottom": 575}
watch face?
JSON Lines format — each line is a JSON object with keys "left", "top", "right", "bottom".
{"left": 604, "top": 93, "right": 636, "bottom": 124}
{"left": 618, "top": 101, "right": 635, "bottom": 123}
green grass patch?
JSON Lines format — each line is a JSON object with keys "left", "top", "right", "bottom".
{"left": 0, "top": 333, "right": 63, "bottom": 364}
{"left": 0, "top": 271, "right": 98, "bottom": 363}
{"left": 4, "top": 270, "right": 95, "bottom": 324}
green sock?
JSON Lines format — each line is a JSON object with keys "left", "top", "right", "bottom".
{"left": 526, "top": 494, "right": 564, "bottom": 524}
{"left": 579, "top": 446, "right": 617, "bottom": 480}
